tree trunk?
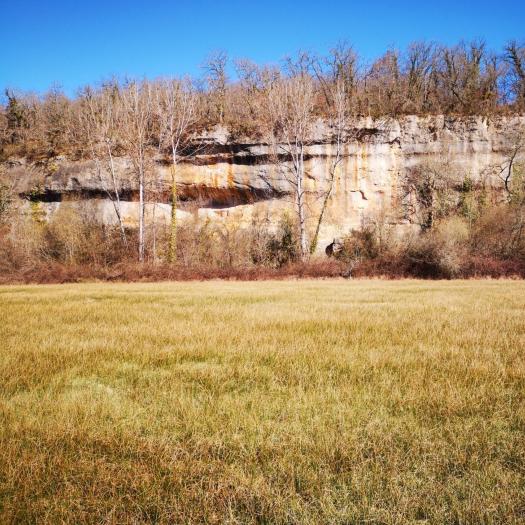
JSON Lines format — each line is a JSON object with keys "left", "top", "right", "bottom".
{"left": 297, "top": 146, "right": 309, "bottom": 260}
{"left": 168, "top": 164, "right": 178, "bottom": 263}
{"left": 310, "top": 157, "right": 340, "bottom": 254}
{"left": 138, "top": 170, "right": 145, "bottom": 262}
{"left": 107, "top": 144, "right": 127, "bottom": 245}
{"left": 108, "top": 148, "right": 126, "bottom": 243}
{"left": 151, "top": 201, "right": 157, "bottom": 262}
{"left": 310, "top": 190, "right": 330, "bottom": 254}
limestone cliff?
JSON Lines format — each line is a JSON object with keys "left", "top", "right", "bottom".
{"left": 5, "top": 115, "right": 525, "bottom": 253}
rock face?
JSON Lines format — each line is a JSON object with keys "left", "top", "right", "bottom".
{"left": 6, "top": 115, "right": 525, "bottom": 253}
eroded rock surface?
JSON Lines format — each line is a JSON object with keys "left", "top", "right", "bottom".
{"left": 6, "top": 115, "right": 525, "bottom": 252}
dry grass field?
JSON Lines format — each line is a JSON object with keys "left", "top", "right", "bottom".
{"left": 1, "top": 280, "right": 524, "bottom": 524}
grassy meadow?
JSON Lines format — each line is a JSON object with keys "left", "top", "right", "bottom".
{"left": 0, "top": 280, "right": 524, "bottom": 524}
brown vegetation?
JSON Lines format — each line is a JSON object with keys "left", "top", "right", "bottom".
{"left": 334, "top": 198, "right": 525, "bottom": 279}
{"left": 1, "top": 200, "right": 523, "bottom": 283}
{"left": 2, "top": 40, "right": 525, "bottom": 162}
{"left": 1, "top": 39, "right": 525, "bottom": 281}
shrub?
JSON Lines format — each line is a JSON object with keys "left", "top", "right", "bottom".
{"left": 264, "top": 214, "right": 299, "bottom": 268}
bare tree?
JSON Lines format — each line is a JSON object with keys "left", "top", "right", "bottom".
{"left": 404, "top": 41, "right": 436, "bottom": 112}
{"left": 118, "top": 80, "right": 154, "bottom": 262}
{"left": 265, "top": 72, "right": 315, "bottom": 260}
{"left": 41, "top": 86, "right": 71, "bottom": 154}
{"left": 327, "top": 41, "right": 359, "bottom": 96}
{"left": 203, "top": 51, "right": 228, "bottom": 124}
{"left": 504, "top": 41, "right": 525, "bottom": 109}
{"left": 78, "top": 82, "right": 127, "bottom": 244}
{"left": 362, "top": 49, "right": 404, "bottom": 116}
{"left": 496, "top": 125, "right": 525, "bottom": 199}
{"left": 156, "top": 78, "right": 198, "bottom": 262}
{"left": 437, "top": 40, "right": 500, "bottom": 114}
{"left": 232, "top": 60, "right": 279, "bottom": 136}
{"left": 310, "top": 42, "right": 358, "bottom": 116}
{"left": 310, "top": 78, "right": 350, "bottom": 253}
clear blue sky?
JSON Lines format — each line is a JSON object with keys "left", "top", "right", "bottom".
{"left": 1, "top": 0, "right": 524, "bottom": 96}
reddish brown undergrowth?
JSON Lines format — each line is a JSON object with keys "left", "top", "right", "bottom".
{"left": 0, "top": 259, "right": 349, "bottom": 285}
{"left": 1, "top": 256, "right": 523, "bottom": 285}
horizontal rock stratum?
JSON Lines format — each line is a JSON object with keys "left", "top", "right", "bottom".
{"left": 6, "top": 115, "right": 525, "bottom": 253}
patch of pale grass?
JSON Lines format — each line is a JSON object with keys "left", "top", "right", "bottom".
{"left": 1, "top": 280, "right": 524, "bottom": 523}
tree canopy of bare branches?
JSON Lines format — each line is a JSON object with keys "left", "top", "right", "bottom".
{"left": 3, "top": 39, "right": 525, "bottom": 166}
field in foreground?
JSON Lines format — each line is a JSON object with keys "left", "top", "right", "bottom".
{"left": 1, "top": 280, "right": 524, "bottom": 524}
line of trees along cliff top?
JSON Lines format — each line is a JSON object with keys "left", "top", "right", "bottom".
{"left": 2, "top": 39, "right": 525, "bottom": 159}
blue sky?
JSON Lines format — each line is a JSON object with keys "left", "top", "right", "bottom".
{"left": 1, "top": 0, "right": 524, "bottom": 95}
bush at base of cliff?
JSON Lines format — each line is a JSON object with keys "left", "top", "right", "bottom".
{"left": 263, "top": 215, "right": 299, "bottom": 268}
{"left": 335, "top": 207, "right": 525, "bottom": 279}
